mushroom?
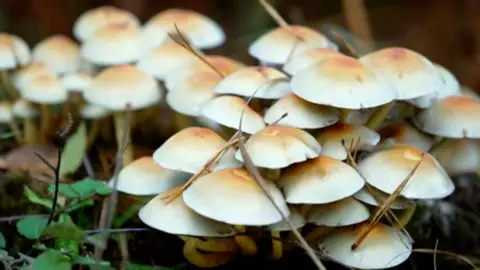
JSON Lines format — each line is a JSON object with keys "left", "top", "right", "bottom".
{"left": 139, "top": 186, "right": 237, "bottom": 268}
{"left": 248, "top": 25, "right": 337, "bottom": 66}
{"left": 0, "top": 33, "right": 31, "bottom": 99}
{"left": 318, "top": 222, "right": 412, "bottom": 269}
{"left": 234, "top": 125, "right": 322, "bottom": 180}
{"left": 12, "top": 99, "right": 39, "bottom": 145}
{"left": 264, "top": 93, "right": 339, "bottom": 129}
{"left": 80, "top": 23, "right": 143, "bottom": 68}
{"left": 430, "top": 139, "right": 480, "bottom": 176}
{"left": 306, "top": 197, "right": 370, "bottom": 227}
{"left": 358, "top": 144, "right": 454, "bottom": 199}
{"left": 166, "top": 71, "right": 221, "bottom": 130}
{"left": 12, "top": 62, "right": 54, "bottom": 91}
{"left": 0, "top": 101, "right": 22, "bottom": 144}
{"left": 267, "top": 207, "right": 306, "bottom": 260}
{"left": 152, "top": 127, "right": 241, "bottom": 174}
{"left": 183, "top": 168, "right": 290, "bottom": 257}
{"left": 201, "top": 95, "right": 266, "bottom": 136}
{"left": 142, "top": 8, "right": 225, "bottom": 51}
{"left": 83, "top": 65, "right": 162, "bottom": 166}
{"left": 460, "top": 85, "right": 480, "bottom": 100}
{"left": 164, "top": 55, "right": 244, "bottom": 91}
{"left": 378, "top": 123, "right": 434, "bottom": 152}
{"left": 316, "top": 123, "right": 380, "bottom": 160}
{"left": 282, "top": 48, "right": 343, "bottom": 76}
{"left": 61, "top": 72, "right": 93, "bottom": 123}
{"left": 32, "top": 35, "right": 81, "bottom": 75}
{"left": 290, "top": 54, "right": 396, "bottom": 123}
{"left": 79, "top": 103, "right": 111, "bottom": 150}
{"left": 73, "top": 6, "right": 140, "bottom": 42}
{"left": 353, "top": 186, "right": 414, "bottom": 210}
{"left": 359, "top": 47, "right": 444, "bottom": 130}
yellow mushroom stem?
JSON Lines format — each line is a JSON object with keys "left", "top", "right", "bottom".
{"left": 174, "top": 112, "right": 193, "bottom": 131}
{"left": 39, "top": 104, "right": 52, "bottom": 142}
{"left": 233, "top": 225, "right": 258, "bottom": 256}
{"left": 113, "top": 110, "right": 134, "bottom": 166}
{"left": 304, "top": 226, "right": 335, "bottom": 246}
{"left": 99, "top": 117, "right": 113, "bottom": 141}
{"left": 297, "top": 204, "right": 312, "bottom": 234}
{"left": 183, "top": 238, "right": 236, "bottom": 268}
{"left": 86, "top": 119, "right": 102, "bottom": 151}
{"left": 0, "top": 70, "right": 19, "bottom": 99}
{"left": 365, "top": 101, "right": 395, "bottom": 131}
{"left": 339, "top": 109, "right": 350, "bottom": 123}
{"left": 178, "top": 236, "right": 238, "bottom": 253}
{"left": 270, "top": 231, "right": 283, "bottom": 260}
{"left": 394, "top": 202, "right": 417, "bottom": 230}
{"left": 397, "top": 102, "right": 415, "bottom": 120}
{"left": 23, "top": 117, "right": 38, "bottom": 145}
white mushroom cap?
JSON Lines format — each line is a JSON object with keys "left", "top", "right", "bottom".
{"left": 62, "top": 72, "right": 92, "bottom": 92}
{"left": 291, "top": 55, "right": 396, "bottom": 109}
{"left": 360, "top": 47, "right": 444, "bottom": 100}
{"left": 343, "top": 108, "right": 376, "bottom": 125}
{"left": 183, "top": 168, "right": 290, "bottom": 226}
{"left": 235, "top": 125, "right": 322, "bottom": 169}
{"left": 378, "top": 123, "right": 434, "bottom": 152}
{"left": 12, "top": 99, "right": 39, "bottom": 119}
{"left": 415, "top": 96, "right": 480, "bottom": 138}
{"left": 353, "top": 187, "right": 414, "bottom": 210}
{"left": 0, "top": 102, "right": 13, "bottom": 123}
{"left": 136, "top": 38, "right": 199, "bottom": 81}
{"left": 12, "top": 62, "right": 55, "bottom": 90}
{"left": 73, "top": 6, "right": 140, "bottom": 42}
{"left": 267, "top": 207, "right": 306, "bottom": 232}
{"left": 408, "top": 64, "right": 460, "bottom": 108}
{"left": 318, "top": 223, "right": 412, "bottom": 269}
{"left": 201, "top": 95, "right": 266, "bottom": 134}
{"left": 80, "top": 103, "right": 111, "bottom": 119}
{"left": 32, "top": 35, "right": 81, "bottom": 74}
{"left": 431, "top": 139, "right": 480, "bottom": 175}
{"left": 358, "top": 144, "right": 455, "bottom": 199}
{"left": 264, "top": 93, "right": 339, "bottom": 129}
{"left": 139, "top": 186, "right": 236, "bottom": 237}
{"left": 213, "top": 66, "right": 290, "bottom": 99}
{"left": 316, "top": 123, "right": 380, "bottom": 160}
{"left": 460, "top": 85, "right": 480, "bottom": 100}
{"left": 0, "top": 32, "right": 31, "bottom": 70}
{"left": 142, "top": 8, "right": 225, "bottom": 50}
{"left": 166, "top": 71, "right": 220, "bottom": 116}
{"left": 283, "top": 48, "right": 342, "bottom": 76}
{"left": 278, "top": 156, "right": 364, "bottom": 204}
{"left": 111, "top": 156, "right": 190, "bottom": 196}
{"left": 307, "top": 197, "right": 370, "bottom": 227}
{"left": 19, "top": 74, "right": 68, "bottom": 104}
{"left": 83, "top": 65, "right": 161, "bottom": 111}
{"left": 248, "top": 25, "right": 336, "bottom": 65}
{"left": 164, "top": 55, "right": 244, "bottom": 90}
{"left": 81, "top": 23, "right": 143, "bottom": 66}
{"left": 152, "top": 127, "right": 242, "bottom": 174}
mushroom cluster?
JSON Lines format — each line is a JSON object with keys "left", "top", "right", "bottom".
{"left": 1, "top": 3, "right": 478, "bottom": 269}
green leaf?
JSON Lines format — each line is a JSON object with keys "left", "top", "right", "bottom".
{"left": 0, "top": 232, "right": 5, "bottom": 248}
{"left": 48, "top": 178, "right": 111, "bottom": 199}
{"left": 31, "top": 250, "right": 72, "bottom": 270}
{"left": 65, "top": 198, "right": 95, "bottom": 213}
{"left": 24, "top": 186, "right": 54, "bottom": 209}
{"left": 17, "top": 215, "right": 48, "bottom": 240}
{"left": 43, "top": 217, "right": 85, "bottom": 243}
{"left": 59, "top": 122, "right": 87, "bottom": 177}
{"left": 72, "top": 256, "right": 111, "bottom": 267}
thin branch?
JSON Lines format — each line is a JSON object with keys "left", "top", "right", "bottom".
{"left": 259, "top": 0, "right": 289, "bottom": 27}
{"left": 0, "top": 214, "right": 48, "bottom": 223}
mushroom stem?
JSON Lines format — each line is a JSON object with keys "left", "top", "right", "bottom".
{"left": 86, "top": 119, "right": 102, "bottom": 151}
{"left": 39, "top": 104, "right": 52, "bottom": 142}
{"left": 8, "top": 120, "right": 23, "bottom": 144}
{"left": 304, "top": 226, "right": 334, "bottom": 246}
{"left": 178, "top": 236, "right": 238, "bottom": 253}
{"left": 394, "top": 202, "right": 417, "bottom": 230}
{"left": 0, "top": 70, "right": 19, "bottom": 99}
{"left": 23, "top": 118, "right": 38, "bottom": 145}
{"left": 259, "top": 168, "right": 281, "bottom": 182}
{"left": 365, "top": 102, "right": 395, "bottom": 131}
{"left": 113, "top": 111, "right": 134, "bottom": 166}
{"left": 295, "top": 204, "right": 312, "bottom": 235}
{"left": 339, "top": 109, "right": 350, "bottom": 123}
{"left": 99, "top": 117, "right": 113, "bottom": 141}
{"left": 183, "top": 238, "right": 236, "bottom": 268}
{"left": 174, "top": 112, "right": 193, "bottom": 131}
{"left": 270, "top": 231, "right": 283, "bottom": 260}
{"left": 233, "top": 225, "right": 258, "bottom": 256}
